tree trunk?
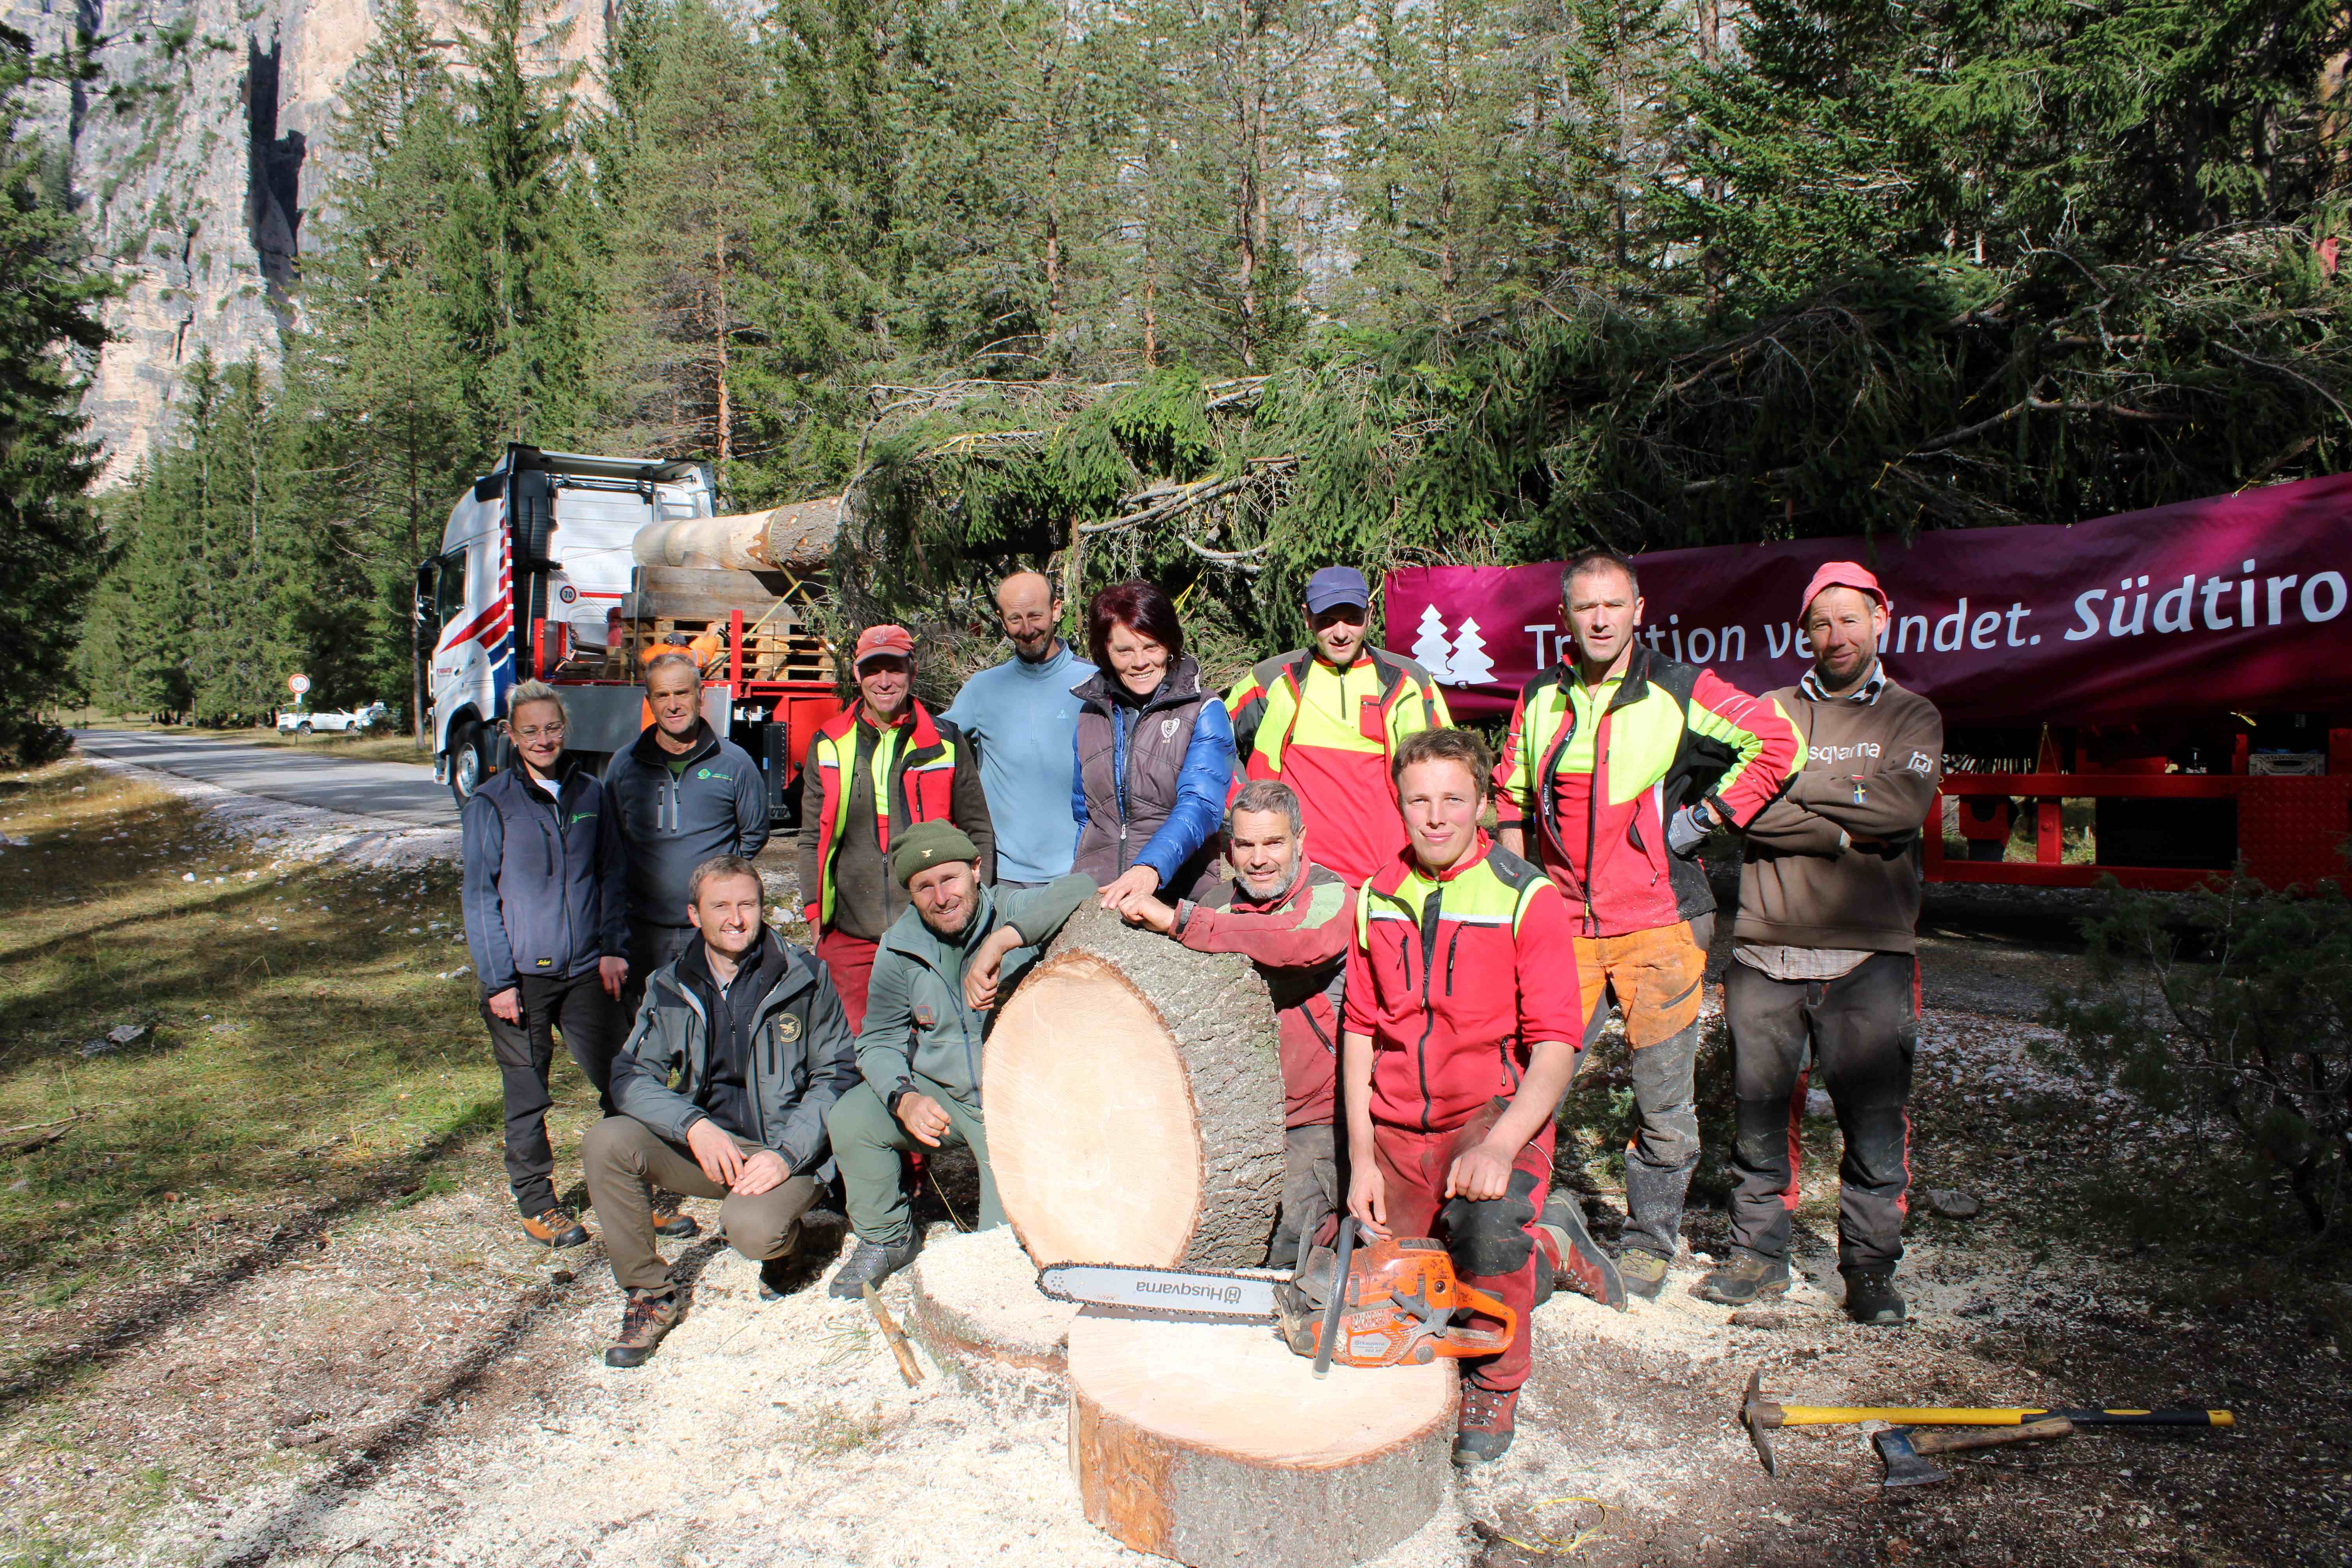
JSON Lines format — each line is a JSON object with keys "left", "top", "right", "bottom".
{"left": 984, "top": 901, "right": 1284, "bottom": 1269}
{"left": 907, "top": 1225, "right": 1077, "bottom": 1416}
{"left": 1069, "top": 1314, "right": 1455, "bottom": 1567}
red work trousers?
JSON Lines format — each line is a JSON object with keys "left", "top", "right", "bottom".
{"left": 816, "top": 929, "right": 879, "bottom": 1033}
{"left": 1371, "top": 1108, "right": 1553, "bottom": 1393}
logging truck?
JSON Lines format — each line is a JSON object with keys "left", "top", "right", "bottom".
{"left": 416, "top": 443, "right": 846, "bottom": 815}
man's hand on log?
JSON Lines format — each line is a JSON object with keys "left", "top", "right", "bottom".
{"left": 1445, "top": 1136, "right": 1516, "bottom": 1203}
{"left": 486, "top": 987, "right": 522, "bottom": 1024}
{"left": 1098, "top": 865, "right": 1160, "bottom": 916}
{"left": 895, "top": 1092, "right": 952, "bottom": 1147}
{"left": 964, "top": 926, "right": 1025, "bottom": 1011}
{"left": 731, "top": 1148, "right": 788, "bottom": 1196}
{"left": 1123, "top": 892, "right": 1178, "bottom": 934}
{"left": 686, "top": 1117, "right": 746, "bottom": 1187}
{"left": 1347, "top": 1163, "right": 1389, "bottom": 1235}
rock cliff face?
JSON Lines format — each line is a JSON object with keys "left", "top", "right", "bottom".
{"left": 7, "top": 0, "right": 608, "bottom": 482}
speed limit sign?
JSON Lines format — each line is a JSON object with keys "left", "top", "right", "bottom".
{"left": 287, "top": 673, "right": 311, "bottom": 696}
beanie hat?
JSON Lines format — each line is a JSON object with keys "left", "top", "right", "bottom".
{"left": 891, "top": 820, "right": 981, "bottom": 886}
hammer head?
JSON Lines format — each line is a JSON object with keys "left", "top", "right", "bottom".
{"left": 1740, "top": 1370, "right": 1780, "bottom": 1476}
{"left": 1872, "top": 1427, "right": 1949, "bottom": 1489}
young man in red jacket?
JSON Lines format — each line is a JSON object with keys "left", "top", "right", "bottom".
{"left": 1496, "top": 547, "right": 1798, "bottom": 1299}
{"left": 1125, "top": 779, "right": 1354, "bottom": 1265}
{"left": 1343, "top": 728, "right": 1595, "bottom": 1466}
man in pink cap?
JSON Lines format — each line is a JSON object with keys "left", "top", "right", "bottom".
{"left": 1694, "top": 562, "right": 1943, "bottom": 1325}
{"left": 797, "top": 624, "right": 994, "bottom": 1028}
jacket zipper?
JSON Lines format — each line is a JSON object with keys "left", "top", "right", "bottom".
{"left": 1413, "top": 890, "right": 1445, "bottom": 1132}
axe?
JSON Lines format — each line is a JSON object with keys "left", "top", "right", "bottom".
{"left": 1739, "top": 1371, "right": 2233, "bottom": 1475}
{"left": 1873, "top": 1417, "right": 2074, "bottom": 1488}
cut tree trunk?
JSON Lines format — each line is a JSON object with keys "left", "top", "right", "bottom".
{"left": 1069, "top": 1314, "right": 1455, "bottom": 1567}
{"left": 984, "top": 902, "right": 1283, "bottom": 1269}
{"left": 906, "top": 1226, "right": 1077, "bottom": 1416}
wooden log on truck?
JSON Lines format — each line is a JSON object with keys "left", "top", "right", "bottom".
{"left": 983, "top": 902, "right": 1285, "bottom": 1269}
{"left": 630, "top": 495, "right": 843, "bottom": 573}
{"left": 1069, "top": 1314, "right": 1455, "bottom": 1567}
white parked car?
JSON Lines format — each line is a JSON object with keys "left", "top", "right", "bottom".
{"left": 278, "top": 702, "right": 387, "bottom": 736}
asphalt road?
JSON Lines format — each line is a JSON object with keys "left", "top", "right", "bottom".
{"left": 71, "top": 730, "right": 456, "bottom": 828}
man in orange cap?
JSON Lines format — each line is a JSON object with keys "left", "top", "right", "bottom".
{"left": 796, "top": 624, "right": 995, "bottom": 1027}
{"left": 1694, "top": 561, "right": 1942, "bottom": 1326}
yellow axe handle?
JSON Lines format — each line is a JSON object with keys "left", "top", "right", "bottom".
{"left": 1778, "top": 1406, "right": 2233, "bottom": 1428}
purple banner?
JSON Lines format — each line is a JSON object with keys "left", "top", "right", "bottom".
{"left": 1384, "top": 473, "right": 2352, "bottom": 727}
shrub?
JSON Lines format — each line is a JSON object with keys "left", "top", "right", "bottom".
{"left": 2043, "top": 872, "right": 2352, "bottom": 1234}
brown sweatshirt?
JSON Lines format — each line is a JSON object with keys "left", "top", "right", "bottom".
{"left": 1735, "top": 675, "right": 1943, "bottom": 954}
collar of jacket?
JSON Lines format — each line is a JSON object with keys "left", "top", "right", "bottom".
{"left": 630, "top": 719, "right": 719, "bottom": 769}
{"left": 819, "top": 697, "right": 944, "bottom": 753}
{"left": 484, "top": 760, "right": 589, "bottom": 806}
{"left": 648, "top": 933, "right": 815, "bottom": 1021}
{"left": 1376, "top": 830, "right": 1496, "bottom": 892}
{"left": 1074, "top": 655, "right": 1204, "bottom": 716}
{"left": 881, "top": 884, "right": 1000, "bottom": 966}
{"left": 1801, "top": 663, "right": 1886, "bottom": 704}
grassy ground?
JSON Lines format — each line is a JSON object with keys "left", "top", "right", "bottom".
{"left": 62, "top": 713, "right": 434, "bottom": 768}
{"left": 0, "top": 762, "right": 518, "bottom": 1406}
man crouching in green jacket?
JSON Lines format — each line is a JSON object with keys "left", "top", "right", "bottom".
{"left": 826, "top": 820, "right": 1093, "bottom": 1298}
{"left": 586, "top": 855, "right": 859, "bottom": 1367}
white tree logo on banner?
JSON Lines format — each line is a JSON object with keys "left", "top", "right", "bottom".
{"left": 1410, "top": 604, "right": 1455, "bottom": 681}
{"left": 1448, "top": 617, "right": 1495, "bottom": 684}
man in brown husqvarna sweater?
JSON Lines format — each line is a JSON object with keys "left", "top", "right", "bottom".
{"left": 1697, "top": 562, "right": 1943, "bottom": 1327}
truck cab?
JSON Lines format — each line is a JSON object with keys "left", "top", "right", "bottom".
{"left": 416, "top": 445, "right": 840, "bottom": 819}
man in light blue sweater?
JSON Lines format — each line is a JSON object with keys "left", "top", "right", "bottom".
{"left": 943, "top": 572, "right": 1089, "bottom": 887}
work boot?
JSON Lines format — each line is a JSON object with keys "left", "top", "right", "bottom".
{"left": 1842, "top": 1266, "right": 1907, "bottom": 1325}
{"left": 520, "top": 1205, "right": 589, "bottom": 1249}
{"left": 758, "top": 1254, "right": 804, "bottom": 1301}
{"left": 1537, "top": 1191, "right": 1627, "bottom": 1312}
{"left": 1615, "top": 1247, "right": 1671, "bottom": 1301}
{"left": 1691, "top": 1250, "right": 1791, "bottom": 1306}
{"left": 651, "top": 1192, "right": 700, "bottom": 1239}
{"left": 827, "top": 1235, "right": 921, "bottom": 1300}
{"left": 604, "top": 1290, "right": 681, "bottom": 1367}
{"left": 1453, "top": 1381, "right": 1520, "bottom": 1466}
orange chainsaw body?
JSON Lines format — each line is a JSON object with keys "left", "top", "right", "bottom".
{"left": 1286, "top": 1235, "right": 1517, "bottom": 1369}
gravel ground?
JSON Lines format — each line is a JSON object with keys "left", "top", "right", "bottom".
{"left": 7, "top": 768, "right": 2343, "bottom": 1566}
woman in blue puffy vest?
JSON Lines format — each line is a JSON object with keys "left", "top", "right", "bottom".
{"left": 1070, "top": 580, "right": 1236, "bottom": 911}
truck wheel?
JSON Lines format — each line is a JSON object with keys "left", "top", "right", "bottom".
{"left": 448, "top": 725, "right": 490, "bottom": 806}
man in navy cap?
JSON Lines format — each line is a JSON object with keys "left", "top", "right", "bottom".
{"left": 1223, "top": 566, "right": 1453, "bottom": 887}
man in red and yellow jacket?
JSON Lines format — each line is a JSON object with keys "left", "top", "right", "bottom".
{"left": 796, "top": 624, "right": 994, "bottom": 1029}
{"left": 1495, "top": 547, "right": 1798, "bottom": 1300}
{"left": 1225, "top": 566, "right": 1452, "bottom": 887}
{"left": 1343, "top": 728, "right": 1595, "bottom": 1466}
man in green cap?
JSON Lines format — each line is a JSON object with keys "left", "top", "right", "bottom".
{"left": 823, "top": 820, "right": 1095, "bottom": 1296}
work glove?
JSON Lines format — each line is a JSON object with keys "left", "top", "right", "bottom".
{"left": 1439, "top": 1167, "right": 1541, "bottom": 1276}
{"left": 1665, "top": 800, "right": 1715, "bottom": 857}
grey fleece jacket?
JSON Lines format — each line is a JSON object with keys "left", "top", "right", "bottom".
{"left": 603, "top": 722, "right": 771, "bottom": 929}
{"left": 855, "top": 873, "right": 1095, "bottom": 1108}
{"left": 611, "top": 936, "right": 859, "bottom": 1174}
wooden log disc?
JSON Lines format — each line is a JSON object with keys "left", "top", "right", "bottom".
{"left": 1067, "top": 1314, "right": 1456, "bottom": 1568}
{"left": 906, "top": 1225, "right": 1077, "bottom": 1414}
{"left": 984, "top": 902, "right": 1285, "bottom": 1269}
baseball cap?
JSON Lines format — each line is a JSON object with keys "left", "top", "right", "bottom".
{"left": 1303, "top": 566, "right": 1370, "bottom": 615}
{"left": 1798, "top": 562, "right": 1890, "bottom": 620}
{"left": 891, "top": 820, "right": 981, "bottom": 885}
{"left": 853, "top": 623, "right": 916, "bottom": 668}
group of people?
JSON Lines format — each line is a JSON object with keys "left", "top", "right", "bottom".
{"left": 460, "top": 547, "right": 1942, "bottom": 1466}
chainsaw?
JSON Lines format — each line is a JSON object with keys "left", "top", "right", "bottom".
{"left": 1038, "top": 1225, "right": 1517, "bottom": 1371}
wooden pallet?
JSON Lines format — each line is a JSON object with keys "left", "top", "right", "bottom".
{"left": 611, "top": 615, "right": 836, "bottom": 686}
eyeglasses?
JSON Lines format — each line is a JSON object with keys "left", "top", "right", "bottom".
{"left": 512, "top": 722, "right": 566, "bottom": 739}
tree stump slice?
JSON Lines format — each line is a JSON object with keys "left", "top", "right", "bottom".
{"left": 985, "top": 902, "right": 1284, "bottom": 1269}
{"left": 1067, "top": 1314, "right": 1457, "bottom": 1567}
{"left": 906, "top": 1226, "right": 1076, "bottom": 1416}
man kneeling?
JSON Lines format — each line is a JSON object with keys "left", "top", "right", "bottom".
{"left": 586, "top": 856, "right": 858, "bottom": 1367}
{"left": 826, "top": 821, "right": 1093, "bottom": 1297}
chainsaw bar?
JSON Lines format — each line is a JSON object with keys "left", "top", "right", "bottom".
{"left": 1037, "top": 1263, "right": 1282, "bottom": 1323}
